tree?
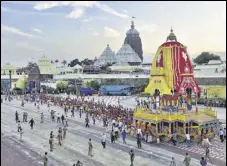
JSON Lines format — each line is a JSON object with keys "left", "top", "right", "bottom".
{"left": 61, "top": 60, "right": 67, "bottom": 67}
{"left": 193, "top": 52, "right": 221, "bottom": 65}
{"left": 89, "top": 80, "right": 100, "bottom": 90}
{"left": 56, "top": 81, "right": 68, "bottom": 92}
{"left": 68, "top": 58, "right": 81, "bottom": 67}
{"left": 81, "top": 58, "right": 94, "bottom": 66}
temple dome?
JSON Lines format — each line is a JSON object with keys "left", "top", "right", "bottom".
{"left": 126, "top": 21, "right": 139, "bottom": 35}
{"left": 166, "top": 27, "right": 177, "bottom": 42}
{"left": 124, "top": 20, "right": 143, "bottom": 61}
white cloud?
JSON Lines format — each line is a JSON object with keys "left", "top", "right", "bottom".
{"left": 67, "top": 8, "right": 85, "bottom": 19}
{"left": 32, "top": 28, "right": 42, "bottom": 33}
{"left": 137, "top": 23, "right": 158, "bottom": 34}
{"left": 104, "top": 27, "right": 120, "bottom": 38}
{"left": 15, "top": 42, "right": 43, "bottom": 51}
{"left": 1, "top": 6, "right": 62, "bottom": 16}
{"left": 33, "top": 1, "right": 128, "bottom": 19}
{"left": 95, "top": 3, "right": 128, "bottom": 18}
{"left": 1, "top": 24, "right": 41, "bottom": 39}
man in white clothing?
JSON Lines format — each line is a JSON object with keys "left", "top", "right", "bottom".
{"left": 219, "top": 129, "right": 224, "bottom": 142}
{"left": 185, "top": 133, "right": 191, "bottom": 147}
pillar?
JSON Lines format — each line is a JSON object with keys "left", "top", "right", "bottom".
{"left": 173, "top": 121, "right": 175, "bottom": 132}
{"left": 183, "top": 123, "right": 186, "bottom": 134}
{"left": 176, "top": 122, "right": 179, "bottom": 132}
{"left": 161, "top": 121, "right": 164, "bottom": 132}
{"left": 156, "top": 123, "right": 158, "bottom": 133}
{"left": 169, "top": 122, "right": 172, "bottom": 134}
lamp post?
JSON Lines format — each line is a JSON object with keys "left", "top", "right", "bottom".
{"left": 9, "top": 70, "right": 12, "bottom": 95}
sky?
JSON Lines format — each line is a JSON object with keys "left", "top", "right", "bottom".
{"left": 1, "top": 1, "right": 226, "bottom": 67}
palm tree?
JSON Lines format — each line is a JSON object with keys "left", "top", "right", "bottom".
{"left": 61, "top": 60, "right": 67, "bottom": 67}
{"left": 55, "top": 59, "right": 59, "bottom": 67}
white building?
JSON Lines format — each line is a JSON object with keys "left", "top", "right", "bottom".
{"left": 94, "top": 44, "right": 116, "bottom": 66}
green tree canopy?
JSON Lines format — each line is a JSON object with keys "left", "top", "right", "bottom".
{"left": 193, "top": 52, "right": 221, "bottom": 64}
{"left": 68, "top": 58, "right": 81, "bottom": 67}
{"left": 81, "top": 58, "right": 94, "bottom": 66}
{"left": 89, "top": 80, "right": 100, "bottom": 90}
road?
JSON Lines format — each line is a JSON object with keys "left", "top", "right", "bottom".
{"left": 1, "top": 99, "right": 225, "bottom": 166}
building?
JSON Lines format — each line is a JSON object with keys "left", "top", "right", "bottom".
{"left": 94, "top": 44, "right": 116, "bottom": 66}
{"left": 145, "top": 28, "right": 200, "bottom": 95}
{"left": 124, "top": 20, "right": 143, "bottom": 61}
{"left": 115, "top": 44, "right": 142, "bottom": 66}
{"left": 1, "top": 63, "right": 17, "bottom": 75}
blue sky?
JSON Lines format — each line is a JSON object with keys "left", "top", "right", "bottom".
{"left": 1, "top": 1, "right": 226, "bottom": 67}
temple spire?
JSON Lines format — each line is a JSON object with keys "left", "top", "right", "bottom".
{"left": 131, "top": 16, "right": 135, "bottom": 29}
{"left": 166, "top": 26, "right": 177, "bottom": 42}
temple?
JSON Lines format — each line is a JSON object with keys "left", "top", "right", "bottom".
{"left": 94, "top": 44, "right": 116, "bottom": 66}
{"left": 115, "top": 44, "right": 142, "bottom": 66}
{"left": 124, "top": 19, "right": 143, "bottom": 61}
{"left": 145, "top": 28, "right": 201, "bottom": 96}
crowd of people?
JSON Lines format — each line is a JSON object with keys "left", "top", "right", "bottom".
{"left": 2, "top": 93, "right": 226, "bottom": 166}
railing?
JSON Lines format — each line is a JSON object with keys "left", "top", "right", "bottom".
{"left": 134, "top": 108, "right": 217, "bottom": 123}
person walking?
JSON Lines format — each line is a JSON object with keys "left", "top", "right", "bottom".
{"left": 183, "top": 153, "right": 191, "bottom": 166}
{"left": 15, "top": 111, "right": 19, "bottom": 123}
{"left": 101, "top": 133, "right": 106, "bottom": 148}
{"left": 85, "top": 116, "right": 90, "bottom": 128}
{"left": 61, "top": 114, "right": 65, "bottom": 125}
{"left": 23, "top": 112, "right": 26, "bottom": 122}
{"left": 40, "top": 113, "right": 44, "bottom": 123}
{"left": 29, "top": 118, "right": 35, "bottom": 129}
{"left": 49, "top": 137, "right": 54, "bottom": 152}
{"left": 172, "top": 131, "right": 177, "bottom": 146}
{"left": 122, "top": 129, "right": 127, "bottom": 144}
{"left": 57, "top": 132, "right": 62, "bottom": 146}
{"left": 63, "top": 125, "right": 67, "bottom": 139}
{"left": 43, "top": 152, "right": 48, "bottom": 166}
{"left": 200, "top": 157, "right": 207, "bottom": 166}
{"left": 129, "top": 149, "right": 135, "bottom": 166}
{"left": 88, "top": 139, "right": 93, "bottom": 156}
{"left": 170, "top": 157, "right": 176, "bottom": 166}
{"left": 111, "top": 130, "right": 115, "bottom": 143}
{"left": 205, "top": 147, "right": 213, "bottom": 164}
{"left": 185, "top": 132, "right": 191, "bottom": 147}
{"left": 65, "top": 116, "right": 68, "bottom": 127}
{"left": 57, "top": 113, "right": 61, "bottom": 123}
{"left": 19, "top": 128, "right": 24, "bottom": 141}
{"left": 58, "top": 127, "right": 63, "bottom": 140}
{"left": 25, "top": 112, "right": 28, "bottom": 122}
{"left": 219, "top": 128, "right": 224, "bottom": 142}
{"left": 137, "top": 133, "right": 142, "bottom": 149}
{"left": 17, "top": 121, "right": 22, "bottom": 132}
